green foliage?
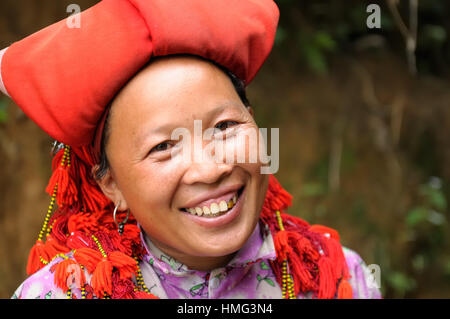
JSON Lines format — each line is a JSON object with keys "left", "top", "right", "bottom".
{"left": 386, "top": 271, "right": 417, "bottom": 297}
{"left": 298, "top": 30, "right": 337, "bottom": 74}
{"left": 0, "top": 97, "right": 8, "bottom": 123}
{"left": 273, "top": 1, "right": 450, "bottom": 76}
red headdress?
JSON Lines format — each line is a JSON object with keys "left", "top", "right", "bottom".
{"left": 0, "top": 0, "right": 351, "bottom": 299}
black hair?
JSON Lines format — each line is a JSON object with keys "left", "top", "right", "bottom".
{"left": 94, "top": 63, "right": 250, "bottom": 180}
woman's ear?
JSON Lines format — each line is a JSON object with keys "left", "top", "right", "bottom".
{"left": 92, "top": 165, "right": 128, "bottom": 211}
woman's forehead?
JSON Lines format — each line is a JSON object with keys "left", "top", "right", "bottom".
{"left": 107, "top": 56, "right": 243, "bottom": 138}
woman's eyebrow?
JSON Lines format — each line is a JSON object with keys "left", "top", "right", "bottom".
{"left": 136, "top": 101, "right": 242, "bottom": 146}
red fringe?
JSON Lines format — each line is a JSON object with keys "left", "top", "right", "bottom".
{"left": 337, "top": 279, "right": 353, "bottom": 299}
{"left": 262, "top": 175, "right": 352, "bottom": 299}
{"left": 26, "top": 240, "right": 48, "bottom": 275}
{"left": 45, "top": 148, "right": 78, "bottom": 207}
{"left": 317, "top": 257, "right": 336, "bottom": 299}
{"left": 73, "top": 247, "right": 103, "bottom": 273}
{"left": 108, "top": 251, "right": 137, "bottom": 280}
{"left": 53, "top": 258, "right": 86, "bottom": 293}
{"left": 43, "top": 235, "right": 70, "bottom": 259}
{"left": 91, "top": 258, "right": 113, "bottom": 297}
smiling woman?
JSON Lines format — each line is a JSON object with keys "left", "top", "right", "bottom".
{"left": 94, "top": 56, "right": 269, "bottom": 272}
{"left": 0, "top": 0, "right": 380, "bottom": 299}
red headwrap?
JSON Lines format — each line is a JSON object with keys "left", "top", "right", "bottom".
{"left": 0, "top": 0, "right": 279, "bottom": 153}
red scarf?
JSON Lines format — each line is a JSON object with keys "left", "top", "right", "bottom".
{"left": 26, "top": 145, "right": 352, "bottom": 299}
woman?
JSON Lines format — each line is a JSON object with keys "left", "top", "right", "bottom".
{"left": 1, "top": 0, "right": 380, "bottom": 299}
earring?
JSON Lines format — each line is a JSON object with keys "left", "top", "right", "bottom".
{"left": 113, "top": 201, "right": 129, "bottom": 235}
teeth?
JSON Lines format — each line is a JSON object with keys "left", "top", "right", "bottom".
{"left": 202, "top": 206, "right": 211, "bottom": 215}
{"left": 184, "top": 191, "right": 239, "bottom": 216}
{"left": 195, "top": 207, "right": 203, "bottom": 216}
{"left": 210, "top": 202, "right": 220, "bottom": 214}
{"left": 219, "top": 200, "right": 228, "bottom": 212}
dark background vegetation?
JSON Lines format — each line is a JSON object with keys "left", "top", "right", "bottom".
{"left": 0, "top": 0, "right": 449, "bottom": 298}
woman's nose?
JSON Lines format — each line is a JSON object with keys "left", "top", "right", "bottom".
{"left": 181, "top": 157, "right": 233, "bottom": 185}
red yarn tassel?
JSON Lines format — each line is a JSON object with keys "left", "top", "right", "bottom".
{"left": 310, "top": 224, "right": 350, "bottom": 280}
{"left": 108, "top": 251, "right": 138, "bottom": 280}
{"left": 73, "top": 247, "right": 103, "bottom": 273}
{"left": 273, "top": 231, "right": 293, "bottom": 261}
{"left": 45, "top": 166, "right": 69, "bottom": 206}
{"left": 337, "top": 279, "right": 353, "bottom": 299}
{"left": 43, "top": 235, "right": 70, "bottom": 260}
{"left": 53, "top": 258, "right": 86, "bottom": 293}
{"left": 91, "top": 258, "right": 113, "bottom": 297}
{"left": 310, "top": 225, "right": 340, "bottom": 241}
{"left": 317, "top": 257, "right": 336, "bottom": 299}
{"left": 26, "top": 240, "right": 48, "bottom": 275}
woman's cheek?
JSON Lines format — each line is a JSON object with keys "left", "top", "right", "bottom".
{"left": 123, "top": 162, "right": 179, "bottom": 213}
{"left": 222, "top": 124, "right": 266, "bottom": 171}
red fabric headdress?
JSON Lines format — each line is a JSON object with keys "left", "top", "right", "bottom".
{"left": 0, "top": 0, "right": 279, "bottom": 149}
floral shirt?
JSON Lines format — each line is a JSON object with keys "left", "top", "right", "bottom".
{"left": 12, "top": 221, "right": 381, "bottom": 299}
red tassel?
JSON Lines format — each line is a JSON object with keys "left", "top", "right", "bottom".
{"left": 108, "top": 251, "right": 137, "bottom": 280}
{"left": 310, "top": 224, "right": 340, "bottom": 242}
{"left": 337, "top": 279, "right": 353, "bottom": 299}
{"left": 45, "top": 146, "right": 79, "bottom": 207}
{"left": 317, "top": 257, "right": 336, "bottom": 299}
{"left": 264, "top": 175, "right": 293, "bottom": 213}
{"left": 67, "top": 213, "right": 98, "bottom": 234}
{"left": 43, "top": 235, "right": 70, "bottom": 260}
{"left": 26, "top": 240, "right": 48, "bottom": 275}
{"left": 71, "top": 146, "right": 111, "bottom": 212}
{"left": 273, "top": 231, "right": 292, "bottom": 261}
{"left": 310, "top": 224, "right": 350, "bottom": 280}
{"left": 53, "top": 258, "right": 86, "bottom": 293}
{"left": 73, "top": 247, "right": 103, "bottom": 273}
{"left": 91, "top": 258, "right": 113, "bottom": 297}
{"left": 45, "top": 166, "right": 69, "bottom": 206}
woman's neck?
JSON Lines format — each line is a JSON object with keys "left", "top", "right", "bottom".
{"left": 143, "top": 233, "right": 238, "bottom": 272}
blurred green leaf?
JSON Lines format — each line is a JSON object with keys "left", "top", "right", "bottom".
{"left": 386, "top": 272, "right": 416, "bottom": 296}
{"left": 406, "top": 207, "right": 428, "bottom": 227}
{"left": 423, "top": 25, "right": 447, "bottom": 44}
{"left": 301, "top": 182, "right": 326, "bottom": 197}
{"left": 301, "top": 44, "right": 328, "bottom": 74}
{"left": 0, "top": 98, "right": 8, "bottom": 123}
{"left": 274, "top": 26, "right": 287, "bottom": 46}
{"left": 412, "top": 254, "right": 426, "bottom": 272}
{"left": 419, "top": 185, "right": 447, "bottom": 211}
{"left": 313, "top": 31, "right": 336, "bottom": 51}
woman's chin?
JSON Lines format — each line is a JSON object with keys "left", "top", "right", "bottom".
{"left": 186, "top": 222, "right": 256, "bottom": 258}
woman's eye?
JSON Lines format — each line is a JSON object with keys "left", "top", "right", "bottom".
{"left": 215, "top": 120, "right": 238, "bottom": 131}
{"left": 150, "top": 141, "right": 172, "bottom": 154}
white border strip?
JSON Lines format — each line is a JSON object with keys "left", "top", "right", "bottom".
{"left": 0, "top": 48, "right": 10, "bottom": 97}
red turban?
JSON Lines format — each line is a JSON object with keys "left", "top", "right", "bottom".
{"left": 0, "top": 0, "right": 279, "bottom": 149}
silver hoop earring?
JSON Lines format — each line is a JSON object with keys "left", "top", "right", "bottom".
{"left": 113, "top": 201, "right": 129, "bottom": 236}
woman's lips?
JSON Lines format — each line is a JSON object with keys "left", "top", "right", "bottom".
{"left": 181, "top": 186, "right": 246, "bottom": 228}
{"left": 180, "top": 184, "right": 244, "bottom": 210}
